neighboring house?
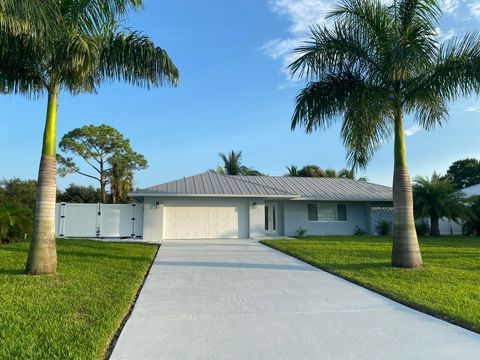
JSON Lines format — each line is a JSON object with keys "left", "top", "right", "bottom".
{"left": 438, "top": 183, "right": 480, "bottom": 235}
{"left": 129, "top": 172, "right": 393, "bottom": 241}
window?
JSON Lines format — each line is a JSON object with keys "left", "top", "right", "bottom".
{"left": 308, "top": 204, "right": 317, "bottom": 221}
{"left": 307, "top": 203, "right": 347, "bottom": 222}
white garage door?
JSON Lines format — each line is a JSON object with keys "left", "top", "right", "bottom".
{"left": 164, "top": 204, "right": 243, "bottom": 239}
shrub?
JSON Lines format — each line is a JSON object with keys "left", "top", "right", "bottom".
{"left": 0, "top": 206, "right": 32, "bottom": 244}
{"left": 354, "top": 226, "right": 367, "bottom": 236}
{"left": 415, "top": 221, "right": 430, "bottom": 236}
{"left": 294, "top": 227, "right": 308, "bottom": 238}
{"left": 462, "top": 196, "right": 480, "bottom": 236}
{"left": 375, "top": 220, "right": 392, "bottom": 235}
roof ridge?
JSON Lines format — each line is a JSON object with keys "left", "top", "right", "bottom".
{"left": 222, "top": 174, "right": 296, "bottom": 196}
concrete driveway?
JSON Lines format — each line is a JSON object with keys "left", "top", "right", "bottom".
{"left": 111, "top": 239, "right": 480, "bottom": 360}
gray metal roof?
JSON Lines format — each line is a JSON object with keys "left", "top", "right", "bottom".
{"left": 131, "top": 172, "right": 392, "bottom": 202}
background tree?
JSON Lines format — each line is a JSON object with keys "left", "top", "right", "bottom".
{"left": 0, "top": 206, "right": 32, "bottom": 244}
{"left": 298, "top": 165, "right": 326, "bottom": 177}
{"left": 446, "top": 158, "right": 480, "bottom": 188}
{"left": 413, "top": 173, "right": 465, "bottom": 236}
{"left": 0, "top": 178, "right": 37, "bottom": 210}
{"left": 0, "top": 0, "right": 179, "bottom": 275}
{"left": 0, "top": 178, "right": 36, "bottom": 243}
{"left": 215, "top": 150, "right": 263, "bottom": 176}
{"left": 109, "top": 156, "right": 134, "bottom": 203}
{"left": 57, "top": 124, "right": 148, "bottom": 203}
{"left": 286, "top": 165, "right": 299, "bottom": 176}
{"left": 286, "top": 165, "right": 365, "bottom": 179}
{"left": 462, "top": 196, "right": 480, "bottom": 236}
{"left": 289, "top": 0, "right": 480, "bottom": 267}
{"left": 57, "top": 184, "right": 101, "bottom": 203}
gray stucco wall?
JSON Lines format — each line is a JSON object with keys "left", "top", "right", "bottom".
{"left": 283, "top": 201, "right": 368, "bottom": 236}
{"left": 142, "top": 199, "right": 164, "bottom": 242}
{"left": 249, "top": 199, "right": 265, "bottom": 238}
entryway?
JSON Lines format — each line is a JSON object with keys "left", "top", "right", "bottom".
{"left": 265, "top": 202, "right": 279, "bottom": 235}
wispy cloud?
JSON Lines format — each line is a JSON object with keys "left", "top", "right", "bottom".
{"left": 435, "top": 27, "right": 456, "bottom": 42}
{"left": 465, "top": 106, "right": 480, "bottom": 112}
{"left": 444, "top": 0, "right": 460, "bottom": 14}
{"left": 404, "top": 125, "right": 423, "bottom": 137}
{"left": 264, "top": 0, "right": 462, "bottom": 83}
{"left": 262, "top": 0, "right": 334, "bottom": 82}
{"left": 469, "top": 1, "right": 480, "bottom": 18}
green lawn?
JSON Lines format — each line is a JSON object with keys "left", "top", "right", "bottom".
{"left": 261, "top": 236, "right": 480, "bottom": 334}
{"left": 0, "top": 239, "right": 158, "bottom": 360}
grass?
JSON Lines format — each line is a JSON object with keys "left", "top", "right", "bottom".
{"left": 0, "top": 239, "right": 158, "bottom": 360}
{"left": 261, "top": 236, "right": 480, "bottom": 334}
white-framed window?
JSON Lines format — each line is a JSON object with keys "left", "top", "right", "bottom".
{"left": 308, "top": 203, "right": 347, "bottom": 222}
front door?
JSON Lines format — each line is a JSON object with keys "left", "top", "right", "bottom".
{"left": 265, "top": 202, "right": 278, "bottom": 235}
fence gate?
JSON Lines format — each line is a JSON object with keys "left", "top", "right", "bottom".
{"left": 55, "top": 203, "right": 143, "bottom": 238}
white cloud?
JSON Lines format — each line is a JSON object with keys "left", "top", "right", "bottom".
{"left": 469, "top": 1, "right": 480, "bottom": 18}
{"left": 263, "top": 0, "right": 334, "bottom": 82}
{"left": 404, "top": 125, "right": 423, "bottom": 137}
{"left": 435, "top": 27, "right": 456, "bottom": 42}
{"left": 261, "top": 38, "right": 303, "bottom": 60}
{"left": 444, "top": 0, "right": 460, "bottom": 14}
{"left": 465, "top": 106, "right": 480, "bottom": 112}
{"left": 270, "top": 0, "right": 333, "bottom": 35}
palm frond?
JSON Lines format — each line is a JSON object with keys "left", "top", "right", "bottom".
{"left": 291, "top": 72, "right": 366, "bottom": 132}
{"left": 340, "top": 85, "right": 392, "bottom": 169}
{"left": 100, "top": 29, "right": 179, "bottom": 88}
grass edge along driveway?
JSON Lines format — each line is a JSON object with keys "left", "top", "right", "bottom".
{"left": 0, "top": 239, "right": 159, "bottom": 360}
{"left": 261, "top": 236, "right": 480, "bottom": 334}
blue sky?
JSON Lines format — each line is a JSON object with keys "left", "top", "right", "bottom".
{"left": 1, "top": 0, "right": 480, "bottom": 189}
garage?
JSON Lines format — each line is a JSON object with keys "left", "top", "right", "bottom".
{"left": 163, "top": 199, "right": 249, "bottom": 239}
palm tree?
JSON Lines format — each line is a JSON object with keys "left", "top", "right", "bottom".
{"left": 289, "top": 0, "right": 480, "bottom": 267}
{"left": 218, "top": 151, "right": 247, "bottom": 175}
{"left": 1, "top": 0, "right": 179, "bottom": 274}
{"left": 286, "top": 165, "right": 299, "bottom": 176}
{"left": 338, "top": 168, "right": 354, "bottom": 179}
{"left": 217, "top": 150, "right": 263, "bottom": 176}
{"left": 413, "top": 173, "right": 465, "bottom": 236}
{"left": 325, "top": 168, "right": 338, "bottom": 177}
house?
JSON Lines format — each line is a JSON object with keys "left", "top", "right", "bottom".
{"left": 129, "top": 172, "right": 393, "bottom": 241}
{"left": 438, "top": 183, "right": 480, "bottom": 235}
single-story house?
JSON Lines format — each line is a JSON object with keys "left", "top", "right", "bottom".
{"left": 129, "top": 172, "right": 393, "bottom": 241}
{"left": 438, "top": 183, "right": 480, "bottom": 235}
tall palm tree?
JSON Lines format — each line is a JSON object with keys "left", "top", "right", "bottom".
{"left": 413, "top": 173, "right": 465, "bottom": 236}
{"left": 289, "top": 0, "right": 480, "bottom": 268}
{"left": 1, "top": 0, "right": 179, "bottom": 274}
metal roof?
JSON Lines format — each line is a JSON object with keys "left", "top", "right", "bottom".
{"left": 131, "top": 172, "right": 392, "bottom": 202}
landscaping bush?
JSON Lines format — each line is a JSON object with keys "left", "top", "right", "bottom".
{"left": 354, "top": 226, "right": 367, "bottom": 235}
{"left": 415, "top": 221, "right": 430, "bottom": 236}
{"left": 375, "top": 220, "right": 392, "bottom": 235}
{"left": 462, "top": 196, "right": 480, "bottom": 236}
{"left": 0, "top": 206, "right": 32, "bottom": 243}
{"left": 294, "top": 227, "right": 308, "bottom": 238}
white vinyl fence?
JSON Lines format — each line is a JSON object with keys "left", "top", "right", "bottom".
{"left": 55, "top": 203, "right": 143, "bottom": 238}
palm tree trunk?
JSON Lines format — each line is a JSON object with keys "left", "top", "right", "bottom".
{"left": 26, "top": 83, "right": 59, "bottom": 275}
{"left": 430, "top": 213, "right": 440, "bottom": 236}
{"left": 391, "top": 109, "right": 423, "bottom": 268}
